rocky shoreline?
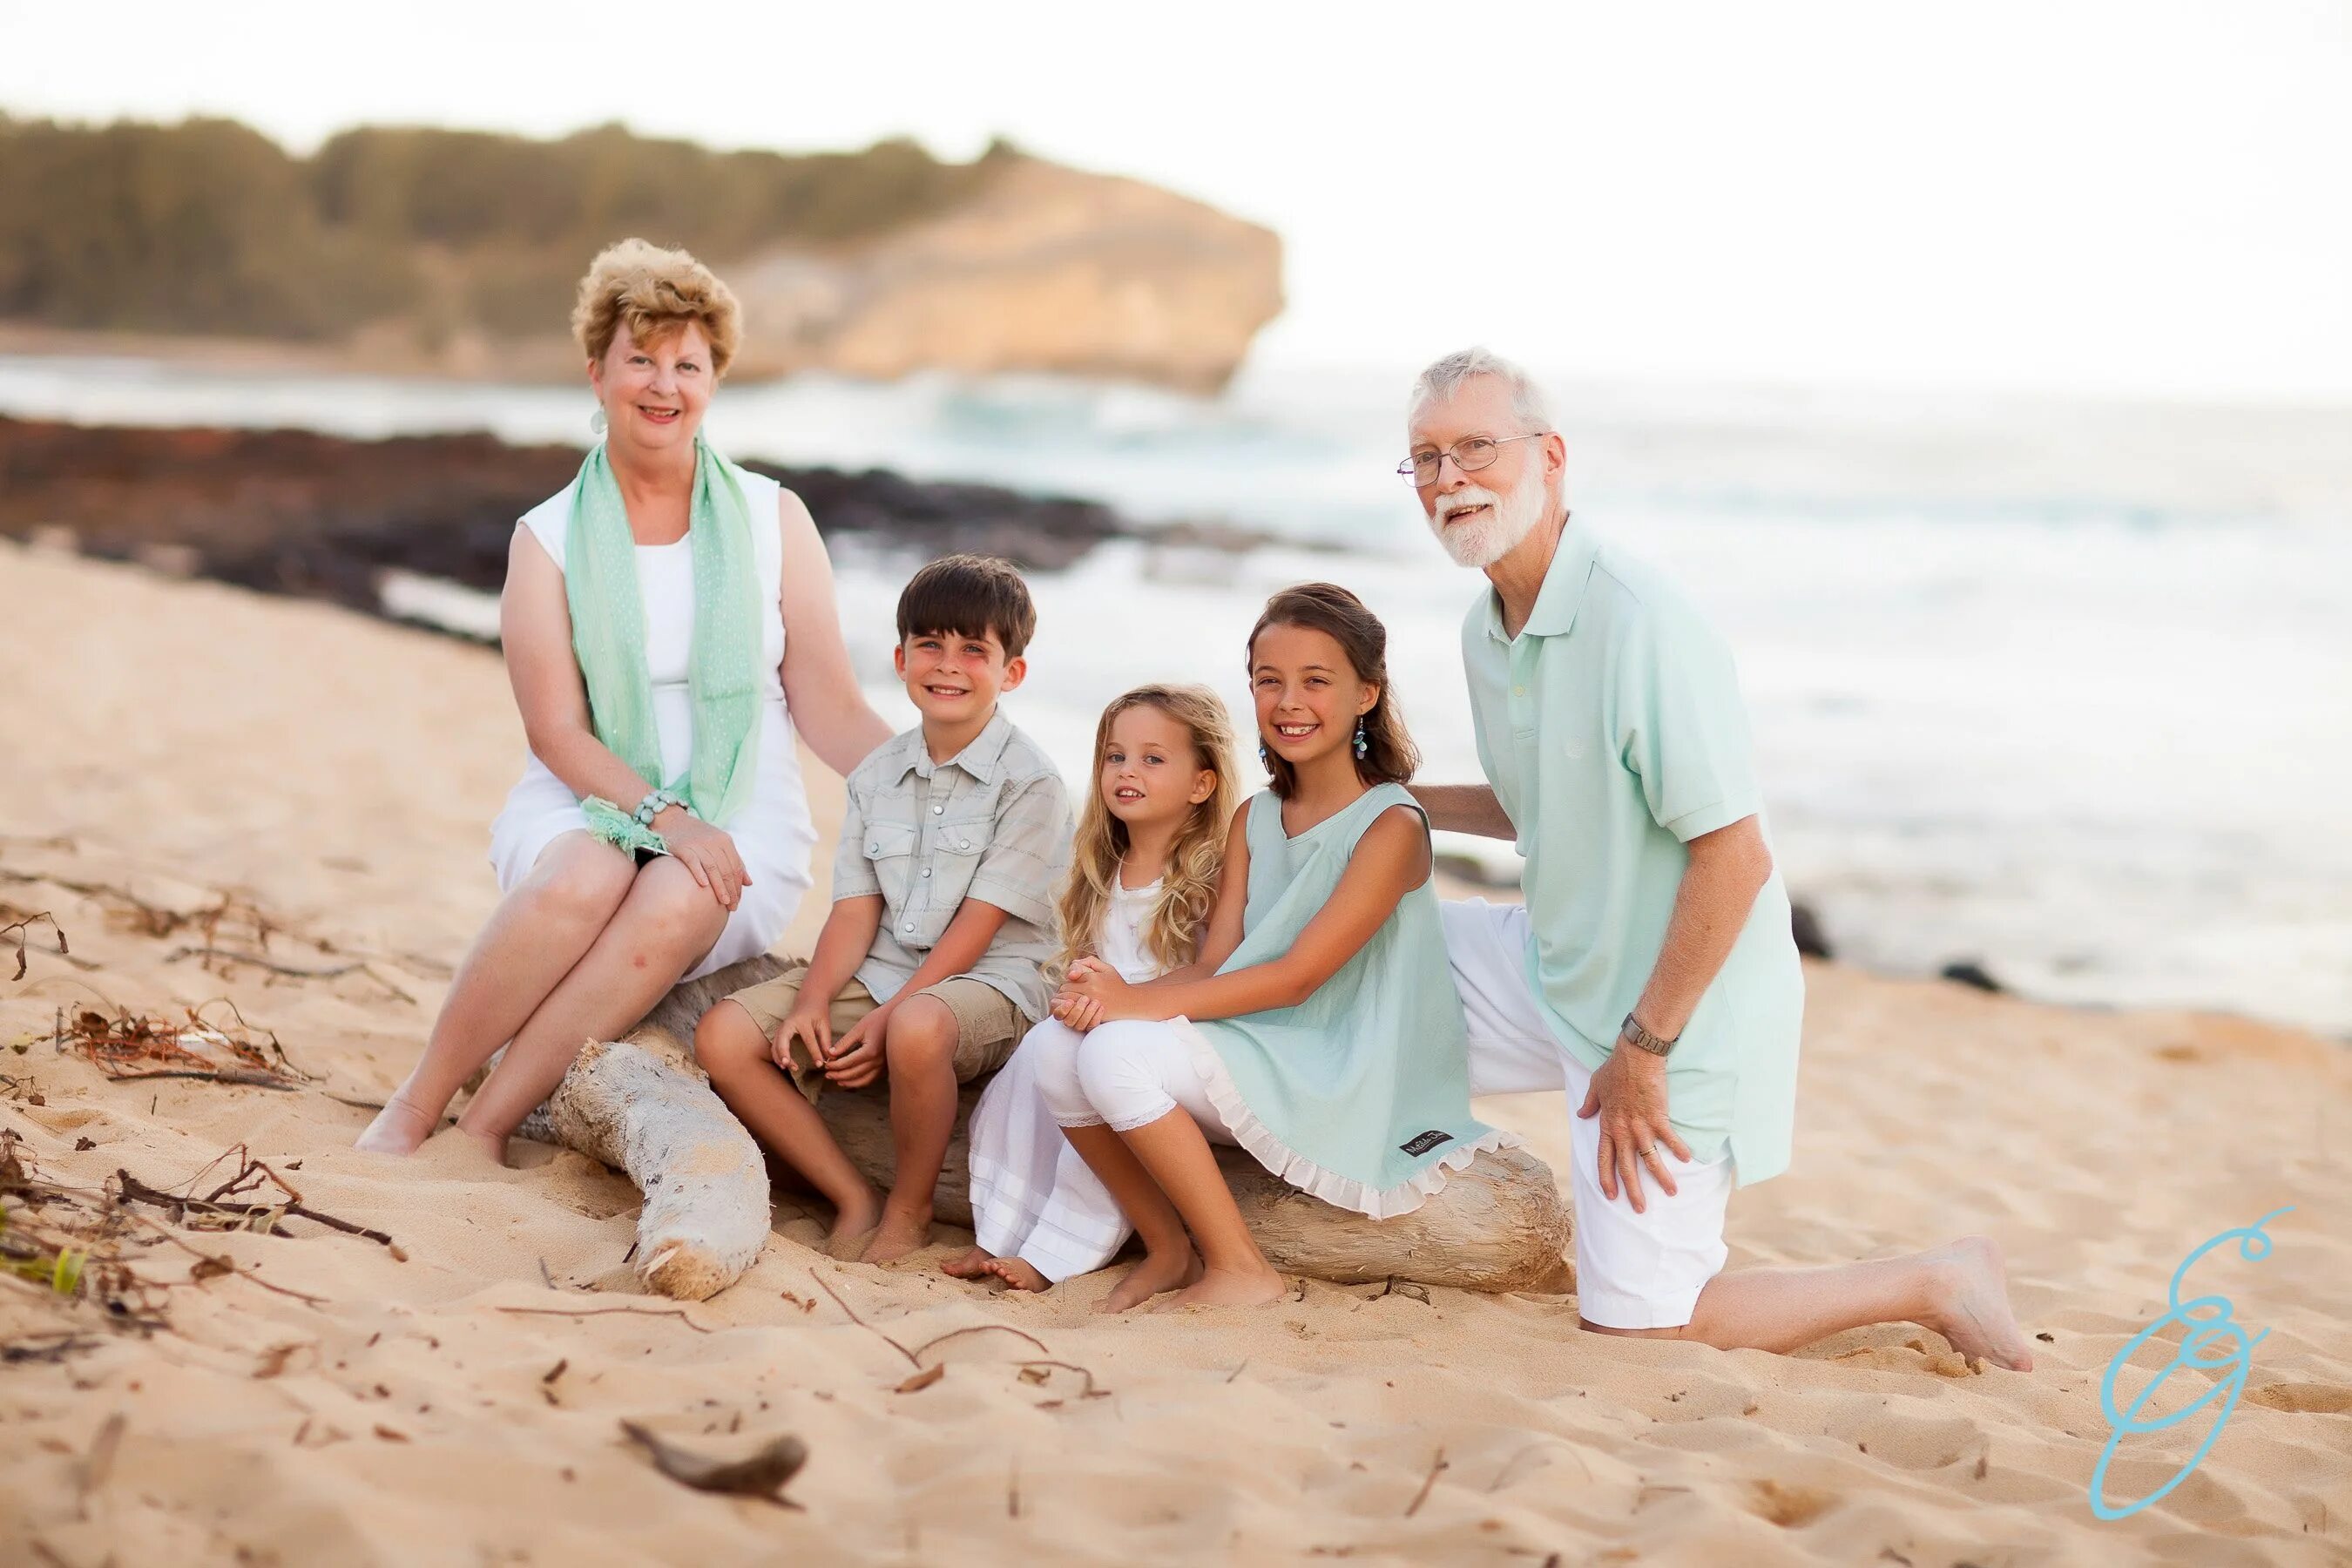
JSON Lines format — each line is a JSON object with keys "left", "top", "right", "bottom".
{"left": 0, "top": 414, "right": 1258, "bottom": 624}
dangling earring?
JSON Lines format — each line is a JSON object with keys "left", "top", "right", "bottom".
{"left": 1258, "top": 741, "right": 1272, "bottom": 771}
{"left": 1353, "top": 717, "right": 1369, "bottom": 760}
{"left": 589, "top": 406, "right": 607, "bottom": 436}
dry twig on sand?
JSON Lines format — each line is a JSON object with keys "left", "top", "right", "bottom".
{"left": 111, "top": 1145, "right": 401, "bottom": 1253}
{"left": 51, "top": 999, "right": 311, "bottom": 1088}
{"left": 494, "top": 1303, "right": 714, "bottom": 1334}
{"left": 811, "top": 1272, "right": 1112, "bottom": 1402}
{"left": 1, "top": 909, "right": 67, "bottom": 980}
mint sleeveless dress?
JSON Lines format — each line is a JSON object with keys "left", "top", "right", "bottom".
{"left": 1172, "top": 784, "right": 1515, "bottom": 1218}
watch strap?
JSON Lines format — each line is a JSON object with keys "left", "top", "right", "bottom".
{"left": 1619, "top": 1011, "right": 1678, "bottom": 1057}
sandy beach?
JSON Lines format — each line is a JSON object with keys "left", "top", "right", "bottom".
{"left": 3, "top": 538, "right": 2347, "bottom": 1566}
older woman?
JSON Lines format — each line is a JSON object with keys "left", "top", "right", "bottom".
{"left": 357, "top": 239, "right": 891, "bottom": 1161}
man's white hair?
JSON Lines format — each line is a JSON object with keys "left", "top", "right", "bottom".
{"left": 1408, "top": 347, "right": 1553, "bottom": 433}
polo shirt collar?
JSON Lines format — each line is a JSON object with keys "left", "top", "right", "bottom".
{"left": 1481, "top": 513, "right": 1599, "bottom": 643}
{"left": 899, "top": 707, "right": 1014, "bottom": 784}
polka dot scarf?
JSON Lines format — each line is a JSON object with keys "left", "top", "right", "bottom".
{"left": 563, "top": 433, "right": 761, "bottom": 841}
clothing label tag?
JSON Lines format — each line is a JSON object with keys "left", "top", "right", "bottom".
{"left": 1398, "top": 1130, "right": 1454, "bottom": 1157}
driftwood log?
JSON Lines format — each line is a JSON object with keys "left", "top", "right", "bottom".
{"left": 520, "top": 956, "right": 1576, "bottom": 1301}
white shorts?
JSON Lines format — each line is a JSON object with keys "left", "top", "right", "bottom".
{"left": 1442, "top": 897, "right": 1734, "bottom": 1329}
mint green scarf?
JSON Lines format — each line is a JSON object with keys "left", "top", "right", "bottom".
{"left": 565, "top": 434, "right": 762, "bottom": 851}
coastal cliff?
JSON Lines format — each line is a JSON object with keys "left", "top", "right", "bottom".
{"left": 0, "top": 118, "right": 1283, "bottom": 393}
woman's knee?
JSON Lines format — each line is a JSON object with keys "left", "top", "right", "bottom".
{"left": 617, "top": 858, "right": 728, "bottom": 951}
{"left": 524, "top": 837, "right": 635, "bottom": 928}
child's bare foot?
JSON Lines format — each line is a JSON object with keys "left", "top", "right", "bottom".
{"left": 823, "top": 1184, "right": 885, "bottom": 1260}
{"left": 857, "top": 1205, "right": 932, "bottom": 1265}
{"left": 978, "top": 1256, "right": 1050, "bottom": 1292}
{"left": 940, "top": 1246, "right": 995, "bottom": 1279}
{"left": 1100, "top": 1246, "right": 1202, "bottom": 1313}
{"left": 1155, "top": 1261, "right": 1285, "bottom": 1311}
{"left": 353, "top": 1095, "right": 437, "bottom": 1155}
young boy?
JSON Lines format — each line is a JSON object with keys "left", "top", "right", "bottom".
{"left": 693, "top": 554, "right": 1071, "bottom": 1264}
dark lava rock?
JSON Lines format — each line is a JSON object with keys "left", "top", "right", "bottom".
{"left": 0, "top": 414, "right": 1165, "bottom": 624}
{"left": 1789, "top": 901, "right": 1832, "bottom": 960}
{"left": 1938, "top": 960, "right": 2004, "bottom": 994}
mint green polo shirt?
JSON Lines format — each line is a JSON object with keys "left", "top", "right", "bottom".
{"left": 1461, "top": 517, "right": 1804, "bottom": 1184}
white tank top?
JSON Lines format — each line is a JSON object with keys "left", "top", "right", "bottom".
{"left": 1097, "top": 873, "right": 1167, "bottom": 983}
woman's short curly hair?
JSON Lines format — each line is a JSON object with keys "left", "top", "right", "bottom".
{"left": 570, "top": 238, "right": 743, "bottom": 377}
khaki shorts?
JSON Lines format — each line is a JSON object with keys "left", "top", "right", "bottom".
{"left": 724, "top": 958, "right": 1024, "bottom": 1102}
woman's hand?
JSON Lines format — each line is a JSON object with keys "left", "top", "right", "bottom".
{"left": 659, "top": 811, "right": 751, "bottom": 911}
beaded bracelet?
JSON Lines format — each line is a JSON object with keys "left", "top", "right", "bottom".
{"left": 631, "top": 787, "right": 684, "bottom": 828}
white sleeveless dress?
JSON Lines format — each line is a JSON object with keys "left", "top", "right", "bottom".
{"left": 487, "top": 465, "right": 818, "bottom": 981}
{"left": 965, "top": 875, "right": 1166, "bottom": 1281}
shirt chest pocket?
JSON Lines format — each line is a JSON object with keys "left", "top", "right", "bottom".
{"left": 901, "top": 812, "right": 993, "bottom": 948}
{"left": 862, "top": 821, "right": 921, "bottom": 925}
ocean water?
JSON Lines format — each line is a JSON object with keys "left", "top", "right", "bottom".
{"left": 7, "top": 355, "right": 2349, "bottom": 1037}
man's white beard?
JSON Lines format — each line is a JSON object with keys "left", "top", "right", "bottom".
{"left": 1428, "top": 463, "right": 1549, "bottom": 569}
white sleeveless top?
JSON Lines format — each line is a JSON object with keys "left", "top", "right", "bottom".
{"left": 488, "top": 460, "right": 817, "bottom": 981}
{"left": 1097, "top": 874, "right": 1166, "bottom": 983}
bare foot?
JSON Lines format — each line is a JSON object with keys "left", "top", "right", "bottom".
{"left": 857, "top": 1206, "right": 932, "bottom": 1266}
{"left": 1919, "top": 1236, "right": 2035, "bottom": 1372}
{"left": 1154, "top": 1261, "right": 1285, "bottom": 1312}
{"left": 1099, "top": 1246, "right": 1202, "bottom": 1313}
{"left": 939, "top": 1246, "right": 995, "bottom": 1280}
{"left": 824, "top": 1185, "right": 885, "bottom": 1260}
{"left": 978, "top": 1256, "right": 1050, "bottom": 1292}
{"left": 353, "top": 1095, "right": 438, "bottom": 1155}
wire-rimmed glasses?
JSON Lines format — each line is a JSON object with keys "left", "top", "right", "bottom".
{"left": 1397, "top": 433, "right": 1550, "bottom": 484}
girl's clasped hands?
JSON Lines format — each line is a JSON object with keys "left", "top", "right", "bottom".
{"left": 1051, "top": 955, "right": 1139, "bottom": 1032}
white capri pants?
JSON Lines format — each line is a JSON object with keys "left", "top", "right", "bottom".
{"left": 965, "top": 1020, "right": 1240, "bottom": 1285}
{"left": 1443, "top": 896, "right": 1736, "bottom": 1330}
{"left": 1032, "top": 1018, "right": 1239, "bottom": 1140}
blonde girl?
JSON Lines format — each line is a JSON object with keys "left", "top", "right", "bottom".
{"left": 942, "top": 685, "right": 1241, "bottom": 1304}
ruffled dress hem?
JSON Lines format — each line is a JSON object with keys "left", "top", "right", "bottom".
{"left": 1171, "top": 1017, "right": 1522, "bottom": 1220}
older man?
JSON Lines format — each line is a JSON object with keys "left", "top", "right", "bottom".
{"left": 1408, "top": 348, "right": 2031, "bottom": 1368}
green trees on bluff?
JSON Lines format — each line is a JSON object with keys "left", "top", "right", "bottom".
{"left": 0, "top": 115, "right": 1011, "bottom": 342}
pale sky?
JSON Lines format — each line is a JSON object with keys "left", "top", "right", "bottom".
{"left": 5, "top": 0, "right": 2349, "bottom": 400}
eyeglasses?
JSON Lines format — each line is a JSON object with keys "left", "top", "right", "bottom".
{"left": 1397, "top": 433, "right": 1550, "bottom": 484}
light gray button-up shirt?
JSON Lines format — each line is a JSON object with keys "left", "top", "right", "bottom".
{"left": 833, "top": 710, "right": 1071, "bottom": 1022}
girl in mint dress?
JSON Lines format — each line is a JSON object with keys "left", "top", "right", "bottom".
{"left": 1039, "top": 584, "right": 1511, "bottom": 1312}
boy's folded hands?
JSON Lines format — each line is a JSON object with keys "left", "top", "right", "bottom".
{"left": 767, "top": 1004, "right": 890, "bottom": 1092}
{"left": 820, "top": 1009, "right": 890, "bottom": 1090}
{"left": 770, "top": 1008, "right": 832, "bottom": 1097}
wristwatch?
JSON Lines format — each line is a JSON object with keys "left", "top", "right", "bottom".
{"left": 1619, "top": 1012, "right": 1678, "bottom": 1058}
